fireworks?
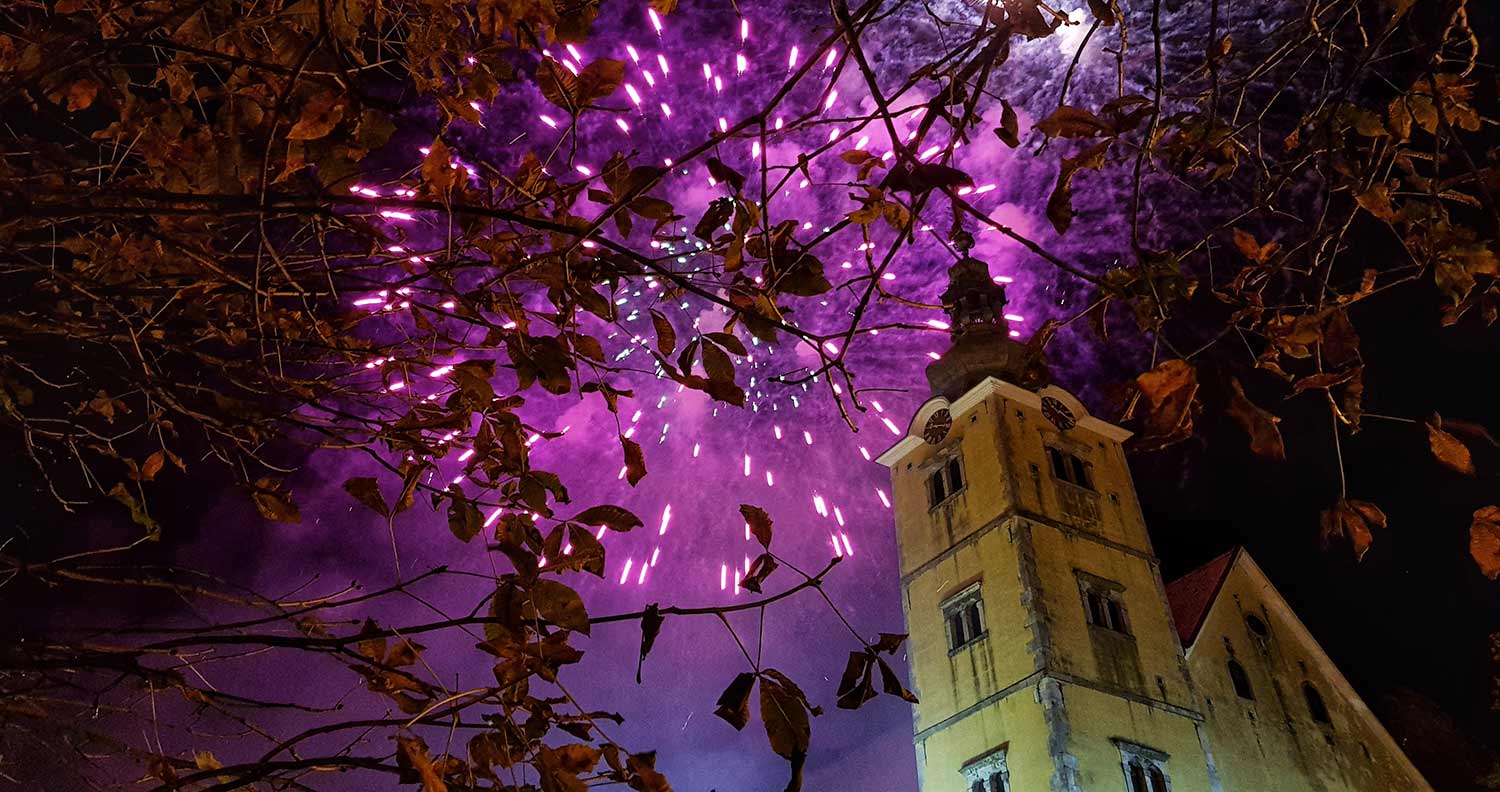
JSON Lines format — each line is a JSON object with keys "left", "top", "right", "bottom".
{"left": 344, "top": 2, "right": 1034, "bottom": 596}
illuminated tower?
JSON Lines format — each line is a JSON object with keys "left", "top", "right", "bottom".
{"left": 876, "top": 250, "right": 1216, "bottom": 792}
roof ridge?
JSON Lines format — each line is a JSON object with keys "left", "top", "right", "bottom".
{"left": 1165, "top": 548, "right": 1240, "bottom": 647}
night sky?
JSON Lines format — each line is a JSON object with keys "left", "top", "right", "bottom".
{"left": 8, "top": 0, "right": 1498, "bottom": 790}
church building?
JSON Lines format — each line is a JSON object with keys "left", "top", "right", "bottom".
{"left": 876, "top": 252, "right": 1431, "bottom": 792}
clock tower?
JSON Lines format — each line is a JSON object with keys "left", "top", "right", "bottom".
{"left": 877, "top": 252, "right": 1219, "bottom": 792}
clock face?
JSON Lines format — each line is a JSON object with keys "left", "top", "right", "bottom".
{"left": 1041, "top": 396, "right": 1077, "bottom": 431}
{"left": 923, "top": 409, "right": 953, "bottom": 444}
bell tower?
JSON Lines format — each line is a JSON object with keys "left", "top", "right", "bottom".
{"left": 878, "top": 252, "right": 1218, "bottom": 792}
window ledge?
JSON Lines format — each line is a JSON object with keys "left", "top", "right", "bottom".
{"left": 948, "top": 631, "right": 989, "bottom": 656}
{"left": 1087, "top": 623, "right": 1136, "bottom": 641}
{"left": 928, "top": 487, "right": 967, "bottom": 513}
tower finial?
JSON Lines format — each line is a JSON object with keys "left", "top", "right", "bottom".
{"left": 925, "top": 253, "right": 1049, "bottom": 398}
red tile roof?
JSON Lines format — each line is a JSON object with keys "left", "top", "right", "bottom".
{"left": 1165, "top": 548, "right": 1239, "bottom": 647}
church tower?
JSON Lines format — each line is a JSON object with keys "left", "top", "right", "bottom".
{"left": 877, "top": 250, "right": 1219, "bottom": 792}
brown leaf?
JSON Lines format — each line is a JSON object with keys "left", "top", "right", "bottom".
{"left": 835, "top": 652, "right": 876, "bottom": 709}
{"left": 701, "top": 339, "right": 734, "bottom": 383}
{"left": 66, "top": 79, "right": 98, "bottom": 111}
{"left": 396, "top": 735, "right": 449, "bottom": 792}
{"left": 1225, "top": 377, "right": 1285, "bottom": 461}
{"left": 621, "top": 436, "right": 646, "bottom": 486}
{"left": 529, "top": 579, "right": 589, "bottom": 635}
{"left": 1034, "top": 106, "right": 1111, "bottom": 138}
{"left": 446, "top": 487, "right": 483, "bottom": 542}
{"left": 287, "top": 91, "right": 344, "bottom": 140}
{"left": 1469, "top": 506, "right": 1500, "bottom": 579}
{"left": 386, "top": 639, "right": 425, "bottom": 667}
{"left": 741, "top": 553, "right": 778, "bottom": 593}
{"left": 760, "top": 670, "right": 811, "bottom": 792}
{"left": 1046, "top": 140, "right": 1110, "bottom": 234}
{"left": 1231, "top": 228, "right": 1279, "bottom": 264}
{"left": 1426, "top": 414, "right": 1476, "bottom": 476}
{"left": 740, "top": 504, "right": 773, "bottom": 549}
{"left": 1130, "top": 359, "right": 1198, "bottom": 450}
{"left": 1292, "top": 368, "right": 1359, "bottom": 395}
{"left": 694, "top": 197, "right": 734, "bottom": 241}
{"left": 707, "top": 158, "right": 745, "bottom": 192}
{"left": 1319, "top": 499, "right": 1385, "bottom": 561}
{"left": 871, "top": 633, "right": 908, "bottom": 654}
{"left": 107, "top": 483, "right": 158, "bottom": 538}
{"left": 876, "top": 657, "right": 919, "bottom": 703}
{"left": 577, "top": 58, "right": 625, "bottom": 104}
{"left": 564, "top": 523, "right": 607, "bottom": 577}
{"left": 636, "top": 603, "right": 663, "bottom": 683}
{"left": 422, "top": 139, "right": 456, "bottom": 192}
{"left": 995, "top": 99, "right": 1020, "bottom": 147}
{"left": 536, "top": 58, "right": 580, "bottom": 112}
{"left": 880, "top": 160, "right": 972, "bottom": 195}
{"left": 343, "top": 476, "right": 389, "bottom": 517}
{"left": 251, "top": 478, "right": 301, "bottom": 524}
{"left": 1086, "top": 0, "right": 1117, "bottom": 25}
{"left": 140, "top": 450, "right": 165, "bottom": 482}
{"left": 573, "top": 505, "right": 642, "bottom": 532}
{"left": 713, "top": 672, "right": 756, "bottom": 730}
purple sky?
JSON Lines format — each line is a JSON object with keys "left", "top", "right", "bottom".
{"left": 149, "top": 2, "right": 1182, "bottom": 789}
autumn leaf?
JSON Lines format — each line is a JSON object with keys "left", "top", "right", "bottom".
{"left": 740, "top": 553, "right": 778, "bottom": 593}
{"left": 1225, "top": 377, "right": 1285, "bottom": 460}
{"left": 876, "top": 657, "right": 919, "bottom": 703}
{"left": 880, "top": 160, "right": 973, "bottom": 195}
{"left": 713, "top": 672, "right": 756, "bottom": 730}
{"left": 1130, "top": 359, "right": 1198, "bottom": 451}
{"left": 1046, "top": 140, "right": 1110, "bottom": 234}
{"left": 536, "top": 58, "right": 580, "bottom": 112}
{"left": 648, "top": 311, "right": 677, "bottom": 355}
{"left": 1426, "top": 414, "right": 1476, "bottom": 476}
{"left": 287, "top": 91, "right": 344, "bottom": 140}
{"left": 107, "top": 483, "right": 159, "bottom": 539}
{"left": 835, "top": 652, "right": 877, "bottom": 709}
{"left": 573, "top": 505, "right": 643, "bottom": 532}
{"left": 1232, "top": 228, "right": 1279, "bottom": 264}
{"left": 701, "top": 339, "right": 734, "bottom": 383}
{"left": 1035, "top": 106, "right": 1111, "bottom": 138}
{"left": 139, "top": 450, "right": 165, "bottom": 482}
{"left": 707, "top": 158, "right": 745, "bottom": 192}
{"left": 1291, "top": 368, "right": 1359, "bottom": 395}
{"left": 576, "top": 58, "right": 625, "bottom": 104}
{"left": 251, "top": 478, "right": 301, "bottom": 523}
{"left": 529, "top": 579, "right": 589, "bottom": 635}
{"left": 396, "top": 735, "right": 449, "bottom": 792}
{"left": 422, "top": 139, "right": 456, "bottom": 192}
{"left": 740, "top": 504, "right": 773, "bottom": 549}
{"left": 1086, "top": 0, "right": 1118, "bottom": 25}
{"left": 693, "top": 197, "right": 734, "bottom": 241}
{"left": 620, "top": 436, "right": 647, "bottom": 486}
{"left": 1469, "top": 506, "right": 1500, "bottom": 579}
{"left": 343, "top": 476, "right": 389, "bottom": 517}
{"left": 66, "top": 79, "right": 98, "bottom": 111}
{"left": 760, "top": 669, "right": 812, "bottom": 792}
{"left": 995, "top": 99, "right": 1020, "bottom": 147}
{"left": 446, "top": 487, "right": 483, "bottom": 542}
{"left": 636, "top": 603, "right": 663, "bottom": 683}
{"left": 1319, "top": 499, "right": 1386, "bottom": 561}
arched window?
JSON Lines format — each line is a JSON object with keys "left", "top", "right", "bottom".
{"left": 1245, "top": 614, "right": 1269, "bottom": 640}
{"left": 1116, "top": 741, "right": 1170, "bottom": 792}
{"left": 1304, "top": 682, "right": 1332, "bottom": 725}
{"left": 1227, "top": 659, "right": 1254, "bottom": 700}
